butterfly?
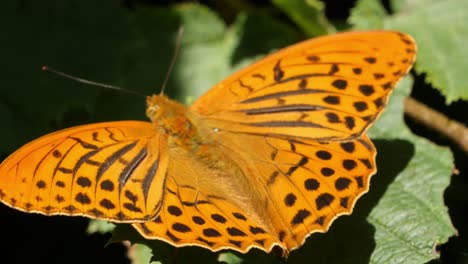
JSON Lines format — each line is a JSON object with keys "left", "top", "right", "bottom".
{"left": 0, "top": 31, "right": 416, "bottom": 255}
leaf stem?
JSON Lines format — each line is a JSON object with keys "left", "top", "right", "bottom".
{"left": 404, "top": 97, "right": 468, "bottom": 155}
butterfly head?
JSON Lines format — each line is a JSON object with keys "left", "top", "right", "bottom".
{"left": 146, "top": 95, "right": 162, "bottom": 122}
{"left": 146, "top": 95, "right": 179, "bottom": 122}
{"left": 146, "top": 95, "right": 194, "bottom": 139}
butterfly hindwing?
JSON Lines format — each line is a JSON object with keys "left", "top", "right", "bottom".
{"left": 211, "top": 131, "right": 376, "bottom": 252}
{"left": 133, "top": 175, "right": 280, "bottom": 253}
{"left": 0, "top": 121, "right": 168, "bottom": 222}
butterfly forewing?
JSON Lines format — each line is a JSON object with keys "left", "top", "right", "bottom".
{"left": 0, "top": 121, "right": 168, "bottom": 222}
{"left": 191, "top": 31, "right": 416, "bottom": 141}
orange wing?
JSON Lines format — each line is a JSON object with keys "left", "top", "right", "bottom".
{"left": 131, "top": 132, "right": 376, "bottom": 254}
{"left": 190, "top": 31, "right": 416, "bottom": 140}
{"left": 212, "top": 132, "right": 377, "bottom": 252}
{"left": 0, "top": 121, "right": 168, "bottom": 222}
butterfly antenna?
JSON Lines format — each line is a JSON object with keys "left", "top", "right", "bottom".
{"left": 41, "top": 66, "right": 145, "bottom": 97}
{"left": 160, "top": 26, "right": 184, "bottom": 95}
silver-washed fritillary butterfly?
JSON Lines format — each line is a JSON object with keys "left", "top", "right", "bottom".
{"left": 0, "top": 31, "right": 416, "bottom": 255}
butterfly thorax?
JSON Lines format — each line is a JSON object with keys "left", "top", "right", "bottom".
{"left": 146, "top": 95, "right": 197, "bottom": 145}
{"left": 145, "top": 97, "right": 277, "bottom": 231}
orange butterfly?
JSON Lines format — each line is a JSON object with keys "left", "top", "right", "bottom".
{"left": 0, "top": 31, "right": 416, "bottom": 255}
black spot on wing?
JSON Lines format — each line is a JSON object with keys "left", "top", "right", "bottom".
{"left": 52, "top": 150, "right": 62, "bottom": 158}
{"left": 192, "top": 216, "right": 205, "bottom": 225}
{"left": 332, "top": 79, "right": 347, "bottom": 89}
{"left": 284, "top": 193, "right": 296, "bottom": 207}
{"left": 227, "top": 227, "right": 247, "bottom": 237}
{"left": 203, "top": 228, "right": 222, "bottom": 237}
{"left": 273, "top": 60, "right": 284, "bottom": 82}
{"left": 233, "top": 212, "right": 247, "bottom": 221}
{"left": 100, "top": 199, "right": 115, "bottom": 210}
{"left": 75, "top": 193, "right": 91, "bottom": 204}
{"left": 172, "top": 223, "right": 192, "bottom": 233}
{"left": 168, "top": 205, "right": 182, "bottom": 216}
{"left": 359, "top": 85, "right": 375, "bottom": 96}
{"left": 323, "top": 96, "right": 340, "bottom": 105}
{"left": 291, "top": 209, "right": 311, "bottom": 226}
{"left": 100, "top": 180, "right": 114, "bottom": 191}
{"left": 211, "top": 214, "right": 227, "bottom": 223}
{"left": 364, "top": 57, "right": 377, "bottom": 64}
{"left": 76, "top": 177, "right": 91, "bottom": 188}
{"left": 36, "top": 180, "right": 46, "bottom": 189}
{"left": 316, "top": 193, "right": 334, "bottom": 210}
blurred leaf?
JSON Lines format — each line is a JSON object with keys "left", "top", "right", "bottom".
{"left": 217, "top": 252, "right": 243, "bottom": 264}
{"left": 128, "top": 244, "right": 160, "bottom": 264}
{"left": 170, "top": 4, "right": 231, "bottom": 100}
{"left": 231, "top": 13, "right": 300, "bottom": 66}
{"left": 350, "top": 0, "right": 468, "bottom": 103}
{"left": 173, "top": 4, "right": 300, "bottom": 101}
{"left": 87, "top": 219, "right": 115, "bottom": 235}
{"left": 272, "top": 0, "right": 335, "bottom": 36}
{"left": 349, "top": 0, "right": 387, "bottom": 29}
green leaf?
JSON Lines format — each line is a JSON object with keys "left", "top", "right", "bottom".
{"left": 272, "top": 0, "right": 335, "bottom": 36}
{"left": 386, "top": 0, "right": 468, "bottom": 103}
{"left": 367, "top": 77, "right": 455, "bottom": 263}
{"left": 217, "top": 252, "right": 243, "bottom": 264}
{"left": 87, "top": 220, "right": 116, "bottom": 235}
{"left": 170, "top": 4, "right": 232, "bottom": 100}
{"left": 173, "top": 4, "right": 300, "bottom": 101}
{"left": 128, "top": 244, "right": 160, "bottom": 264}
{"left": 349, "top": 0, "right": 387, "bottom": 29}
{"left": 350, "top": 0, "right": 468, "bottom": 103}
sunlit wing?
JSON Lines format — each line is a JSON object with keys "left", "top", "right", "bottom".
{"left": 191, "top": 31, "right": 416, "bottom": 141}
{"left": 132, "top": 130, "right": 376, "bottom": 254}
{"left": 213, "top": 132, "right": 376, "bottom": 252}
